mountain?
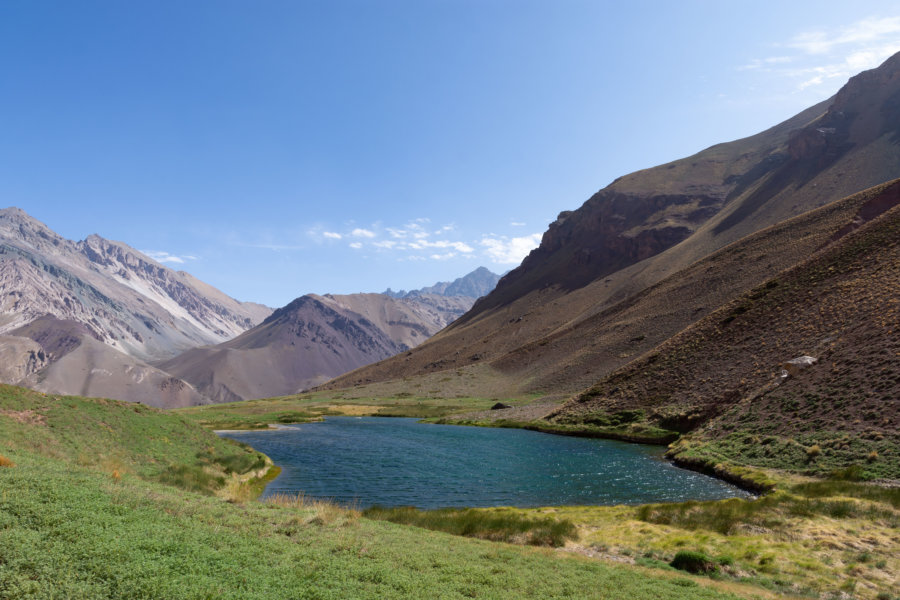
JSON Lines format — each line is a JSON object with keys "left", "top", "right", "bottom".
{"left": 383, "top": 266, "right": 501, "bottom": 299}
{"left": 10, "top": 315, "right": 206, "bottom": 408}
{"left": 551, "top": 180, "right": 900, "bottom": 478}
{"left": 159, "top": 292, "right": 474, "bottom": 403}
{"left": 0, "top": 208, "right": 271, "bottom": 361}
{"left": 0, "top": 208, "right": 271, "bottom": 406}
{"left": 321, "top": 52, "right": 900, "bottom": 398}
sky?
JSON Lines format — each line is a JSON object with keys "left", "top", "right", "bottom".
{"left": 2, "top": 1, "right": 900, "bottom": 307}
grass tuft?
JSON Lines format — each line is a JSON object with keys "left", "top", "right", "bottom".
{"left": 362, "top": 505, "right": 578, "bottom": 547}
{"left": 0, "top": 454, "right": 15, "bottom": 468}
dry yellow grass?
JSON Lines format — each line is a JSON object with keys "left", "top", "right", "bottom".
{"left": 0, "top": 454, "right": 15, "bottom": 468}
{"left": 264, "top": 492, "right": 361, "bottom": 527}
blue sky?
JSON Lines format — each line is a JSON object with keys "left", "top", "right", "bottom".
{"left": 2, "top": 1, "right": 900, "bottom": 307}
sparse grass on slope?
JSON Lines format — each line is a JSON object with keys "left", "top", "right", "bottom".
{"left": 554, "top": 184, "right": 900, "bottom": 480}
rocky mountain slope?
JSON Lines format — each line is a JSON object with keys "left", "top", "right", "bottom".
{"left": 551, "top": 180, "right": 900, "bottom": 478}
{"left": 0, "top": 208, "right": 271, "bottom": 361}
{"left": 0, "top": 208, "right": 272, "bottom": 406}
{"left": 322, "top": 52, "right": 900, "bottom": 397}
{"left": 383, "top": 266, "right": 501, "bottom": 299}
{"left": 160, "top": 292, "right": 475, "bottom": 403}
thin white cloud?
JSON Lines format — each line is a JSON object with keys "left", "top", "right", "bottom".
{"left": 373, "top": 240, "right": 397, "bottom": 249}
{"left": 387, "top": 227, "right": 407, "bottom": 238}
{"left": 787, "top": 16, "right": 900, "bottom": 55}
{"left": 351, "top": 228, "right": 376, "bottom": 238}
{"left": 349, "top": 242, "right": 363, "bottom": 249}
{"left": 407, "top": 239, "right": 474, "bottom": 253}
{"left": 743, "top": 16, "right": 900, "bottom": 92}
{"left": 323, "top": 231, "right": 342, "bottom": 240}
{"left": 480, "top": 233, "right": 542, "bottom": 265}
{"left": 510, "top": 221, "right": 526, "bottom": 227}
{"left": 142, "top": 250, "right": 196, "bottom": 264}
{"left": 430, "top": 252, "right": 456, "bottom": 260}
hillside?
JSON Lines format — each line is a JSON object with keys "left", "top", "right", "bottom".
{"left": 551, "top": 183, "right": 900, "bottom": 479}
{"left": 160, "top": 292, "right": 475, "bottom": 403}
{"left": 322, "top": 52, "right": 900, "bottom": 398}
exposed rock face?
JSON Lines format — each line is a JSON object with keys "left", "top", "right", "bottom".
{"left": 161, "top": 292, "right": 475, "bottom": 403}
{"left": 0, "top": 335, "right": 47, "bottom": 382}
{"left": 0, "top": 208, "right": 270, "bottom": 406}
{"left": 0, "top": 208, "right": 271, "bottom": 362}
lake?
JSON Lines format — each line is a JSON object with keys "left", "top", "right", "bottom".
{"left": 221, "top": 416, "right": 752, "bottom": 509}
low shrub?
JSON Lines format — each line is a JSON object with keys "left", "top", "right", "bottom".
{"left": 156, "top": 464, "right": 224, "bottom": 494}
{"left": 670, "top": 550, "right": 718, "bottom": 574}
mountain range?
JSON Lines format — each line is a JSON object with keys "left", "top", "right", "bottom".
{"left": 0, "top": 209, "right": 499, "bottom": 406}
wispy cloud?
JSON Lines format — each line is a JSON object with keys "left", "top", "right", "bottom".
{"left": 142, "top": 250, "right": 197, "bottom": 264}
{"left": 480, "top": 233, "right": 542, "bottom": 265}
{"left": 349, "top": 242, "right": 363, "bottom": 249}
{"left": 741, "top": 16, "right": 900, "bottom": 92}
{"left": 407, "top": 239, "right": 474, "bottom": 253}
{"left": 510, "top": 221, "right": 526, "bottom": 227}
{"left": 322, "top": 231, "right": 342, "bottom": 240}
{"left": 351, "top": 228, "right": 376, "bottom": 238}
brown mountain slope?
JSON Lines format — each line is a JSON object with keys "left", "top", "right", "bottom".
{"left": 550, "top": 185, "right": 900, "bottom": 478}
{"left": 8, "top": 316, "right": 205, "bottom": 408}
{"left": 160, "top": 293, "right": 475, "bottom": 403}
{"left": 322, "top": 52, "right": 900, "bottom": 396}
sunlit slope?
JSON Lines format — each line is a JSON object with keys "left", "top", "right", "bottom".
{"left": 321, "top": 52, "right": 900, "bottom": 398}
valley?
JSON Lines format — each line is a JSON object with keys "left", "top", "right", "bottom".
{"left": 1, "top": 26, "right": 899, "bottom": 600}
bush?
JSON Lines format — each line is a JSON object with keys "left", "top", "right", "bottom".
{"left": 156, "top": 464, "right": 224, "bottom": 494}
{"left": 670, "top": 550, "right": 718, "bottom": 574}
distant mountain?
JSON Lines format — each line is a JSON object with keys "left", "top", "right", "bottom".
{"left": 0, "top": 208, "right": 270, "bottom": 361}
{"left": 160, "top": 292, "right": 474, "bottom": 403}
{"left": 0, "top": 208, "right": 271, "bottom": 406}
{"left": 322, "top": 52, "right": 900, "bottom": 398}
{"left": 383, "top": 266, "right": 501, "bottom": 299}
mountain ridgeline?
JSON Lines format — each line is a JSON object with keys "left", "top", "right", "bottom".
{"left": 0, "top": 214, "right": 498, "bottom": 408}
{"left": 323, "top": 51, "right": 900, "bottom": 402}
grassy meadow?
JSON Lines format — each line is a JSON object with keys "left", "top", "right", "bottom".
{"left": 1, "top": 384, "right": 768, "bottom": 600}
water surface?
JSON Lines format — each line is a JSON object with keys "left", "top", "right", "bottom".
{"left": 222, "top": 417, "right": 751, "bottom": 509}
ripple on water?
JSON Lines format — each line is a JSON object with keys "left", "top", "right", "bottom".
{"left": 221, "top": 416, "right": 752, "bottom": 509}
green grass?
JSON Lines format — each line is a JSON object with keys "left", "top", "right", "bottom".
{"left": 175, "top": 393, "right": 520, "bottom": 430}
{"left": 670, "top": 431, "right": 900, "bottom": 481}
{"left": 0, "top": 384, "right": 752, "bottom": 599}
{"left": 0, "top": 454, "right": 744, "bottom": 599}
{"left": 437, "top": 418, "right": 679, "bottom": 445}
{"left": 362, "top": 506, "right": 578, "bottom": 547}
{"left": 0, "top": 384, "right": 267, "bottom": 493}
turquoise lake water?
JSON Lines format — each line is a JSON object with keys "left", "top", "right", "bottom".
{"left": 221, "top": 416, "right": 752, "bottom": 509}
